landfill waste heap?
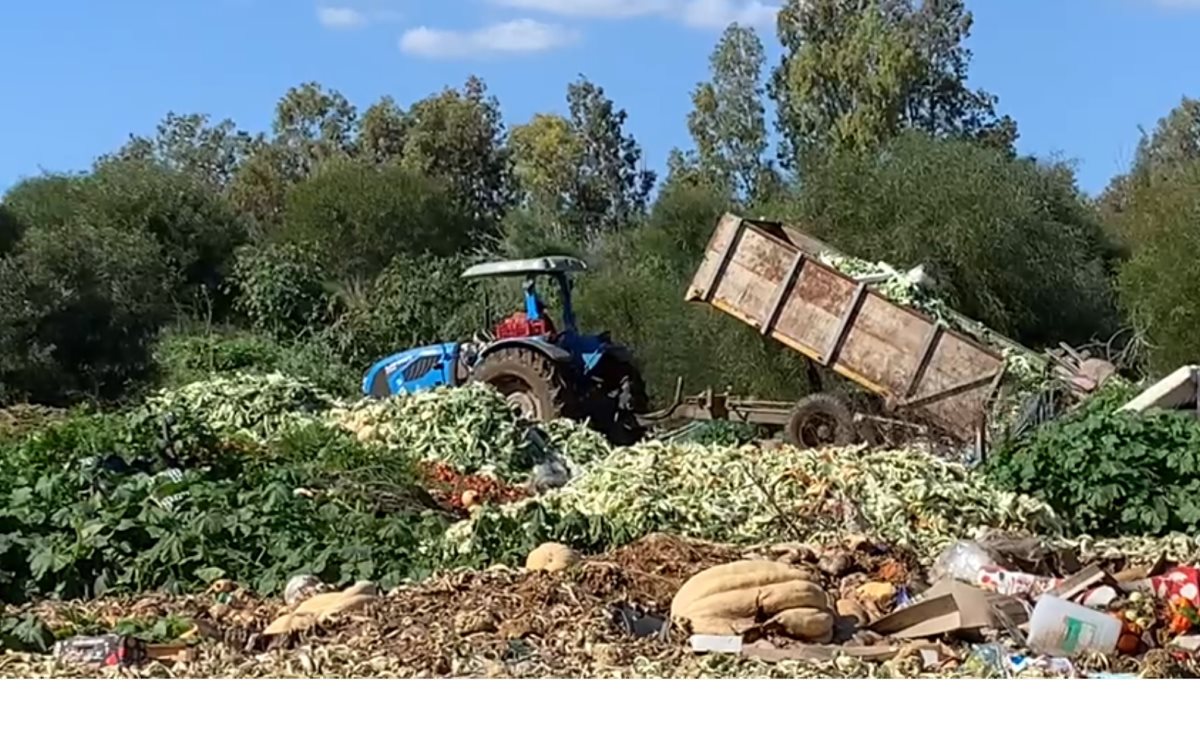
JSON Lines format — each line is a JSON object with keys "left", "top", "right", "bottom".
{"left": 2, "top": 373, "right": 1200, "bottom": 679}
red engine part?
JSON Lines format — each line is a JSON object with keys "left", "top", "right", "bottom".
{"left": 494, "top": 312, "right": 554, "bottom": 339}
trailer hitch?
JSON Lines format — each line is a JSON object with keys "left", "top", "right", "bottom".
{"left": 635, "top": 377, "right": 685, "bottom": 424}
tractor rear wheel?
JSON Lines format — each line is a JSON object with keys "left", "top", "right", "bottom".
{"left": 584, "top": 356, "right": 649, "bottom": 446}
{"left": 472, "top": 348, "right": 574, "bottom": 423}
{"left": 784, "top": 393, "right": 857, "bottom": 449}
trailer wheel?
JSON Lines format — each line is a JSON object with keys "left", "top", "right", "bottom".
{"left": 784, "top": 394, "right": 857, "bottom": 449}
{"left": 472, "top": 347, "right": 574, "bottom": 423}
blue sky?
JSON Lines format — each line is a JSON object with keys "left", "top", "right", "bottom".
{"left": 1, "top": 0, "right": 1197, "bottom": 195}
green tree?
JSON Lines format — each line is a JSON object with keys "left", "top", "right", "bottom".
{"left": 1102, "top": 97, "right": 1200, "bottom": 216}
{"left": 229, "top": 84, "right": 359, "bottom": 233}
{"left": 509, "top": 113, "right": 585, "bottom": 216}
{"left": 0, "top": 223, "right": 170, "bottom": 404}
{"left": 679, "top": 24, "right": 775, "bottom": 202}
{"left": 228, "top": 140, "right": 290, "bottom": 233}
{"left": 0, "top": 205, "right": 19, "bottom": 255}
{"left": 401, "top": 77, "right": 513, "bottom": 238}
{"left": 770, "top": 0, "right": 1014, "bottom": 165}
{"left": 278, "top": 159, "right": 471, "bottom": 281}
{"left": 566, "top": 76, "right": 656, "bottom": 233}
{"left": 5, "top": 162, "right": 247, "bottom": 318}
{"left": 272, "top": 82, "right": 359, "bottom": 179}
{"left": 1114, "top": 160, "right": 1200, "bottom": 373}
{"left": 772, "top": 133, "right": 1118, "bottom": 347}
{"left": 232, "top": 240, "right": 329, "bottom": 339}
{"left": 108, "top": 112, "right": 254, "bottom": 191}
{"left": 357, "top": 96, "right": 410, "bottom": 165}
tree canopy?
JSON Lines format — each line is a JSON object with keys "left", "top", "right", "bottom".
{"left": 0, "top": 12, "right": 1196, "bottom": 408}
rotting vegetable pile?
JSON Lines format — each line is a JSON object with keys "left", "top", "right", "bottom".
{"left": 3, "top": 372, "right": 1200, "bottom": 678}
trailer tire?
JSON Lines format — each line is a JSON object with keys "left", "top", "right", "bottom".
{"left": 784, "top": 394, "right": 856, "bottom": 449}
{"left": 472, "top": 347, "right": 575, "bottom": 423}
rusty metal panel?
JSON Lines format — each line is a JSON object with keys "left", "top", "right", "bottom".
{"left": 772, "top": 263, "right": 854, "bottom": 359}
{"left": 686, "top": 214, "right": 744, "bottom": 303}
{"left": 838, "top": 292, "right": 932, "bottom": 394}
{"left": 687, "top": 215, "right": 1008, "bottom": 440}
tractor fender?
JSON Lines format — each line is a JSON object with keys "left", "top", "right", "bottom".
{"left": 477, "top": 338, "right": 573, "bottom": 367}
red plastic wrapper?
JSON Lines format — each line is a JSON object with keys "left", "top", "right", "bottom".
{"left": 1152, "top": 567, "right": 1200, "bottom": 608}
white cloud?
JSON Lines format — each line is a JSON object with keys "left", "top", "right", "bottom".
{"left": 679, "top": 0, "right": 779, "bottom": 29}
{"left": 487, "top": 0, "right": 779, "bottom": 28}
{"left": 316, "top": 6, "right": 368, "bottom": 29}
{"left": 399, "top": 19, "right": 580, "bottom": 59}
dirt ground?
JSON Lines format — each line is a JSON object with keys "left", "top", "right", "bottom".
{"left": 3, "top": 533, "right": 1198, "bottom": 678}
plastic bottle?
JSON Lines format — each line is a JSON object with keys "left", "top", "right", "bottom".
{"left": 1027, "top": 596, "right": 1122, "bottom": 658}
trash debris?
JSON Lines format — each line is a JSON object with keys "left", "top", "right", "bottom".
{"left": 931, "top": 541, "right": 997, "bottom": 584}
{"left": 284, "top": 575, "right": 327, "bottom": 606}
{"left": 1027, "top": 596, "right": 1121, "bottom": 657}
{"left": 871, "top": 579, "right": 1027, "bottom": 640}
{"left": 54, "top": 635, "right": 146, "bottom": 668}
{"left": 262, "top": 581, "right": 378, "bottom": 637}
{"left": 689, "top": 635, "right": 743, "bottom": 654}
{"left": 610, "top": 603, "right": 668, "bottom": 639}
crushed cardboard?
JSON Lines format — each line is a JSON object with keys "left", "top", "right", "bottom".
{"left": 870, "top": 579, "right": 1028, "bottom": 640}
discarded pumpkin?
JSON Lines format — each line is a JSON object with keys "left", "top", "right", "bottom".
{"left": 670, "top": 561, "right": 819, "bottom": 620}
{"left": 763, "top": 608, "right": 835, "bottom": 643}
{"left": 671, "top": 561, "right": 834, "bottom": 642}
{"left": 525, "top": 543, "right": 581, "bottom": 573}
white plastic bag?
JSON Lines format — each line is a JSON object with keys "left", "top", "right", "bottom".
{"left": 930, "top": 541, "right": 997, "bottom": 584}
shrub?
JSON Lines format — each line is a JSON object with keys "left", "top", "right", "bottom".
{"left": 0, "top": 223, "right": 171, "bottom": 405}
{"left": 987, "top": 388, "right": 1200, "bottom": 537}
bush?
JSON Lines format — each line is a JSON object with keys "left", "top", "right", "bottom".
{"left": 5, "top": 162, "right": 249, "bottom": 319}
{"left": 278, "top": 160, "right": 474, "bottom": 281}
{"left": 324, "top": 253, "right": 487, "bottom": 368}
{"left": 987, "top": 388, "right": 1200, "bottom": 537}
{"left": 232, "top": 240, "right": 329, "bottom": 339}
{"left": 0, "top": 223, "right": 171, "bottom": 405}
{"left": 153, "top": 330, "right": 358, "bottom": 398}
{"left": 0, "top": 413, "right": 446, "bottom": 603}
{"left": 1113, "top": 161, "right": 1200, "bottom": 374}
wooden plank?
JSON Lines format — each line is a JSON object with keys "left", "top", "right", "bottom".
{"left": 905, "top": 324, "right": 943, "bottom": 398}
{"left": 837, "top": 292, "right": 930, "bottom": 395}
{"left": 822, "top": 283, "right": 867, "bottom": 366}
{"left": 898, "top": 372, "right": 1000, "bottom": 410}
{"left": 760, "top": 253, "right": 806, "bottom": 336}
{"left": 700, "top": 220, "right": 745, "bottom": 302}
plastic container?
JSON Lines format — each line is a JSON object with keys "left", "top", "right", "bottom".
{"left": 1027, "top": 596, "right": 1121, "bottom": 658}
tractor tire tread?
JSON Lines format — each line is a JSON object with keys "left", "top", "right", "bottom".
{"left": 472, "top": 347, "right": 578, "bottom": 422}
{"left": 784, "top": 393, "right": 857, "bottom": 449}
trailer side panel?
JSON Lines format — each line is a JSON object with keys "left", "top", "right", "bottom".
{"left": 686, "top": 215, "right": 1006, "bottom": 441}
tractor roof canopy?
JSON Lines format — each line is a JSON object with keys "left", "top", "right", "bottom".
{"left": 461, "top": 257, "right": 588, "bottom": 279}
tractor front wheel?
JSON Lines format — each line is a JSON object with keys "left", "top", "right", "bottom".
{"left": 472, "top": 348, "right": 574, "bottom": 423}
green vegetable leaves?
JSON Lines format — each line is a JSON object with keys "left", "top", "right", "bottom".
{"left": 988, "top": 397, "right": 1200, "bottom": 537}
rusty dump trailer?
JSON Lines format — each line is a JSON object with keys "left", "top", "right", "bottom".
{"left": 673, "top": 214, "right": 1011, "bottom": 448}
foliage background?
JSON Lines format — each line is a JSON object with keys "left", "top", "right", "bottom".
{"left": 0, "top": 3, "right": 1198, "bottom": 587}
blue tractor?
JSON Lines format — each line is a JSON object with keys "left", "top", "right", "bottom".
{"left": 362, "top": 257, "right": 649, "bottom": 445}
